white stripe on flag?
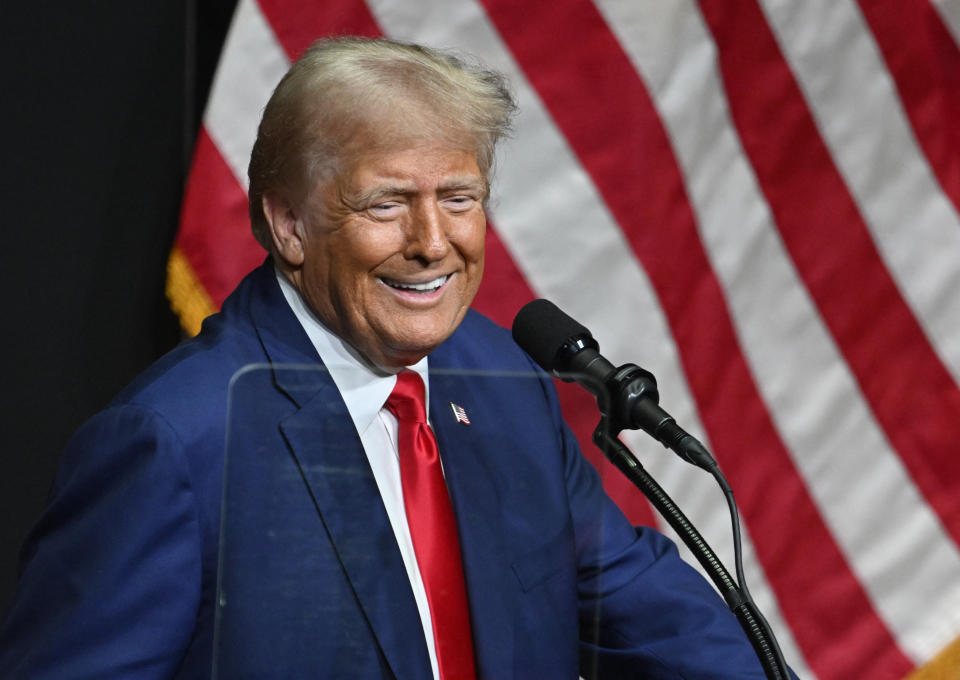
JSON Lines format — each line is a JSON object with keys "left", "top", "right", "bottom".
{"left": 759, "top": 0, "right": 960, "bottom": 387}
{"left": 596, "top": 0, "right": 960, "bottom": 663}
{"left": 204, "top": 0, "right": 289, "bottom": 190}
{"left": 756, "top": 0, "right": 960, "bottom": 658}
{"left": 932, "top": 0, "right": 960, "bottom": 47}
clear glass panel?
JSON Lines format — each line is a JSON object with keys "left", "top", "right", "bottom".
{"left": 213, "top": 364, "right": 614, "bottom": 677}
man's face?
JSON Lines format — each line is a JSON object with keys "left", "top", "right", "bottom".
{"left": 279, "top": 138, "right": 487, "bottom": 368}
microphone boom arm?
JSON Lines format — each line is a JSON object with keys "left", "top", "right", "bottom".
{"left": 511, "top": 298, "right": 793, "bottom": 677}
{"left": 591, "top": 416, "right": 791, "bottom": 680}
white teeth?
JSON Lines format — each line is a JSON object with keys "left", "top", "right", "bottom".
{"left": 383, "top": 275, "right": 449, "bottom": 292}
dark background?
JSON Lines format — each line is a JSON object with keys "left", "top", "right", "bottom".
{"left": 0, "top": 1, "right": 239, "bottom": 610}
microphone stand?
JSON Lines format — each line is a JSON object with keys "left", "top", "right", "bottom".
{"left": 592, "top": 417, "right": 792, "bottom": 680}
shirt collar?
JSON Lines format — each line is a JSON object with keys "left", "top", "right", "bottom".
{"left": 275, "top": 267, "right": 430, "bottom": 435}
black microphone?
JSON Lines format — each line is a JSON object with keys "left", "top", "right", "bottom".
{"left": 512, "top": 299, "right": 715, "bottom": 470}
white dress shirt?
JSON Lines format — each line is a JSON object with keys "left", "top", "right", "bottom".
{"left": 276, "top": 270, "right": 440, "bottom": 680}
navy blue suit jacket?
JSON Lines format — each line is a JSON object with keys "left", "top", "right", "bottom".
{"left": 0, "top": 261, "right": 771, "bottom": 678}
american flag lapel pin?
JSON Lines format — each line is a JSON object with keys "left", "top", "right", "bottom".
{"left": 449, "top": 402, "right": 471, "bottom": 425}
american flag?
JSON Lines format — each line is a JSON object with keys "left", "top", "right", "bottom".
{"left": 169, "top": 1, "right": 960, "bottom": 677}
{"left": 450, "top": 402, "right": 472, "bottom": 426}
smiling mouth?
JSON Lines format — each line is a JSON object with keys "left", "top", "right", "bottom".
{"left": 380, "top": 274, "right": 451, "bottom": 294}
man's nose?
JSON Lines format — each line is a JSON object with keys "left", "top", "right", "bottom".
{"left": 404, "top": 200, "right": 450, "bottom": 261}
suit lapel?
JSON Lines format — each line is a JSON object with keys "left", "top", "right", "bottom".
{"left": 279, "top": 385, "right": 430, "bottom": 680}
{"left": 247, "top": 263, "right": 432, "bottom": 680}
{"left": 429, "top": 369, "right": 516, "bottom": 680}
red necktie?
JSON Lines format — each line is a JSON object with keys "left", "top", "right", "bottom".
{"left": 386, "top": 371, "right": 476, "bottom": 680}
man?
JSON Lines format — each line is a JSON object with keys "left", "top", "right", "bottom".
{"left": 0, "top": 37, "right": 779, "bottom": 678}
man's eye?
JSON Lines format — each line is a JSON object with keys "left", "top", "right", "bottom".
{"left": 443, "top": 196, "right": 477, "bottom": 212}
{"left": 368, "top": 202, "right": 402, "bottom": 218}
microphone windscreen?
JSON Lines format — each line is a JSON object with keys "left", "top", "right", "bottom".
{"left": 512, "top": 299, "right": 593, "bottom": 371}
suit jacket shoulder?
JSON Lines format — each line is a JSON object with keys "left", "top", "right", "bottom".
{"left": 0, "top": 261, "right": 318, "bottom": 679}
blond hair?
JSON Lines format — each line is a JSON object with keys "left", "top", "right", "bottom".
{"left": 247, "top": 36, "right": 516, "bottom": 249}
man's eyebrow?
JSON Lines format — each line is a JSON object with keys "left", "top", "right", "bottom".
{"left": 348, "top": 176, "right": 488, "bottom": 206}
{"left": 439, "top": 176, "right": 488, "bottom": 194}
{"left": 351, "top": 184, "right": 414, "bottom": 205}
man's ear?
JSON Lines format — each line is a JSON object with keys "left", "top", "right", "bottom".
{"left": 262, "top": 190, "right": 305, "bottom": 267}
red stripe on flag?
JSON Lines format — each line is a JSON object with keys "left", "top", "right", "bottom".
{"left": 177, "top": 127, "right": 265, "bottom": 306}
{"left": 698, "top": 0, "right": 960, "bottom": 550}
{"left": 470, "top": 224, "right": 531, "bottom": 330}
{"left": 478, "top": 0, "right": 911, "bottom": 676}
{"left": 257, "top": 0, "right": 381, "bottom": 60}
{"left": 474, "top": 225, "right": 658, "bottom": 527}
{"left": 856, "top": 0, "right": 960, "bottom": 213}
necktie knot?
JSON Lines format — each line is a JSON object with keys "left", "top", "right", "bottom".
{"left": 386, "top": 371, "right": 428, "bottom": 424}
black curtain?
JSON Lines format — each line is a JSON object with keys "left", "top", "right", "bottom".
{"left": 0, "top": 1, "right": 238, "bottom": 609}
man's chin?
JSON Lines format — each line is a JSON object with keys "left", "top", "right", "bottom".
{"left": 364, "top": 332, "right": 454, "bottom": 369}
{"left": 372, "top": 343, "right": 439, "bottom": 370}
{"left": 348, "top": 307, "right": 471, "bottom": 369}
